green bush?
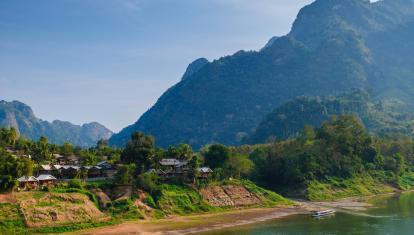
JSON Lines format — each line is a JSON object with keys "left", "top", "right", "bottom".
{"left": 109, "top": 199, "right": 143, "bottom": 220}
{"left": 68, "top": 179, "right": 84, "bottom": 189}
{"left": 144, "top": 195, "right": 157, "bottom": 208}
{"left": 155, "top": 184, "right": 218, "bottom": 215}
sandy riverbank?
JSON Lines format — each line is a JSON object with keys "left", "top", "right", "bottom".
{"left": 68, "top": 206, "right": 307, "bottom": 235}
{"left": 66, "top": 195, "right": 386, "bottom": 235}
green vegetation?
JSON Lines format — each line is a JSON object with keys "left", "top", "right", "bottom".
{"left": 109, "top": 199, "right": 144, "bottom": 220}
{"left": 154, "top": 184, "right": 218, "bottom": 215}
{"left": 4, "top": 113, "right": 414, "bottom": 233}
{"left": 239, "top": 180, "right": 292, "bottom": 206}
{"left": 307, "top": 176, "right": 394, "bottom": 201}
{"left": 248, "top": 90, "right": 414, "bottom": 144}
{"left": 398, "top": 173, "right": 414, "bottom": 190}
{"left": 31, "top": 220, "right": 117, "bottom": 234}
{"left": 0, "top": 203, "right": 26, "bottom": 234}
{"left": 245, "top": 115, "right": 414, "bottom": 200}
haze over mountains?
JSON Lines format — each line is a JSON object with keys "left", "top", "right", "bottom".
{"left": 109, "top": 0, "right": 414, "bottom": 149}
{"left": 0, "top": 100, "right": 113, "bottom": 147}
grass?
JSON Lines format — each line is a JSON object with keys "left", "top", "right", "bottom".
{"left": 155, "top": 184, "right": 219, "bottom": 215}
{"left": 0, "top": 203, "right": 27, "bottom": 234}
{"left": 52, "top": 187, "right": 100, "bottom": 208}
{"left": 398, "top": 172, "right": 414, "bottom": 190}
{"left": 307, "top": 175, "right": 395, "bottom": 201}
{"left": 31, "top": 220, "right": 118, "bottom": 234}
{"left": 239, "top": 180, "right": 294, "bottom": 206}
{"left": 109, "top": 199, "right": 144, "bottom": 220}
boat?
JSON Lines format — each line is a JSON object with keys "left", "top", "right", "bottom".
{"left": 311, "top": 209, "right": 336, "bottom": 217}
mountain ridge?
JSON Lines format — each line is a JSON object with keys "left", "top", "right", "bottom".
{"left": 110, "top": 0, "right": 414, "bottom": 149}
{"left": 0, "top": 100, "right": 113, "bottom": 147}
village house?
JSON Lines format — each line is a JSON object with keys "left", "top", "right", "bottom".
{"left": 159, "top": 158, "right": 189, "bottom": 178}
{"left": 53, "top": 154, "right": 65, "bottom": 164}
{"left": 81, "top": 166, "right": 102, "bottom": 178}
{"left": 53, "top": 154, "right": 80, "bottom": 165}
{"left": 151, "top": 159, "right": 213, "bottom": 180}
{"left": 36, "top": 161, "right": 116, "bottom": 180}
{"left": 37, "top": 174, "right": 57, "bottom": 187}
{"left": 60, "top": 166, "right": 81, "bottom": 179}
{"left": 38, "top": 164, "right": 53, "bottom": 175}
{"left": 17, "top": 176, "right": 38, "bottom": 190}
{"left": 198, "top": 167, "right": 213, "bottom": 179}
{"left": 97, "top": 161, "right": 117, "bottom": 177}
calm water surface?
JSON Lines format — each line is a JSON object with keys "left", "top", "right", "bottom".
{"left": 202, "top": 192, "right": 414, "bottom": 235}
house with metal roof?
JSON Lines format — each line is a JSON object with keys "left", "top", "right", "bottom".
{"left": 17, "top": 176, "right": 38, "bottom": 189}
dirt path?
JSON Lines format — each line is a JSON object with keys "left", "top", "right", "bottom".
{"left": 68, "top": 206, "right": 307, "bottom": 235}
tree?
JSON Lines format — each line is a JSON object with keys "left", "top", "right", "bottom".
{"left": 80, "top": 151, "right": 97, "bottom": 166}
{"left": 137, "top": 172, "right": 159, "bottom": 194}
{"left": 121, "top": 132, "right": 155, "bottom": 174}
{"left": 225, "top": 154, "right": 254, "bottom": 178}
{"left": 203, "top": 144, "right": 230, "bottom": 169}
{"left": 188, "top": 155, "right": 201, "bottom": 184}
{"left": 165, "top": 144, "right": 194, "bottom": 160}
{"left": 18, "top": 158, "right": 34, "bottom": 177}
{"left": 300, "top": 125, "right": 316, "bottom": 143}
{"left": 61, "top": 142, "right": 74, "bottom": 157}
{"left": 114, "top": 164, "right": 136, "bottom": 185}
{"left": 31, "top": 136, "right": 51, "bottom": 162}
{"left": 0, "top": 149, "right": 19, "bottom": 190}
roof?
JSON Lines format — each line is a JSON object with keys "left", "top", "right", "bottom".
{"left": 36, "top": 175, "right": 57, "bottom": 181}
{"left": 96, "top": 161, "right": 113, "bottom": 169}
{"left": 82, "top": 166, "right": 102, "bottom": 170}
{"left": 67, "top": 155, "right": 79, "bottom": 160}
{"left": 17, "top": 176, "right": 38, "bottom": 182}
{"left": 160, "top": 159, "right": 188, "bottom": 166}
{"left": 53, "top": 153, "right": 64, "bottom": 159}
{"left": 198, "top": 167, "right": 213, "bottom": 173}
{"left": 148, "top": 169, "right": 165, "bottom": 174}
{"left": 97, "top": 161, "right": 109, "bottom": 166}
{"left": 52, "top": 165, "right": 63, "bottom": 170}
{"left": 61, "top": 165, "right": 80, "bottom": 170}
{"left": 40, "top": 164, "right": 51, "bottom": 170}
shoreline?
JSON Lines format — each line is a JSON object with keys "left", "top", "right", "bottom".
{"left": 68, "top": 206, "right": 308, "bottom": 235}
{"left": 69, "top": 192, "right": 403, "bottom": 235}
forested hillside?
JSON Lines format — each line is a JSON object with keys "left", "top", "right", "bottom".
{"left": 247, "top": 90, "right": 414, "bottom": 144}
{"left": 110, "top": 0, "right": 414, "bottom": 149}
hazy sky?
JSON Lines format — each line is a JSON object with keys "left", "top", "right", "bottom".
{"left": 0, "top": 0, "right": 314, "bottom": 132}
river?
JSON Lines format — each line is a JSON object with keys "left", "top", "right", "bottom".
{"left": 201, "top": 192, "right": 414, "bottom": 235}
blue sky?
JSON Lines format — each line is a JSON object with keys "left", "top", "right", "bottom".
{"left": 0, "top": 0, "right": 314, "bottom": 132}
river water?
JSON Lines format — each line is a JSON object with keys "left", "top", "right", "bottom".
{"left": 202, "top": 192, "right": 414, "bottom": 235}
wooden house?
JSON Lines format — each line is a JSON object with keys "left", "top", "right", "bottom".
{"left": 97, "top": 161, "right": 116, "bottom": 177}
{"left": 198, "top": 167, "right": 213, "bottom": 179}
{"left": 37, "top": 174, "right": 57, "bottom": 187}
{"left": 17, "top": 176, "right": 38, "bottom": 190}
{"left": 82, "top": 166, "right": 102, "bottom": 178}
{"left": 38, "top": 164, "right": 52, "bottom": 175}
{"left": 60, "top": 166, "right": 80, "bottom": 179}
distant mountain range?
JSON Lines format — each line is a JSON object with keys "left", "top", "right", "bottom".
{"left": 110, "top": 0, "right": 414, "bottom": 149}
{"left": 0, "top": 100, "right": 113, "bottom": 147}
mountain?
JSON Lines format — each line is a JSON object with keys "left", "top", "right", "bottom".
{"left": 0, "top": 100, "right": 113, "bottom": 147}
{"left": 247, "top": 90, "right": 414, "bottom": 144}
{"left": 110, "top": 0, "right": 414, "bottom": 149}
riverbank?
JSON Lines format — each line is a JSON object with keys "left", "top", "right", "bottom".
{"left": 70, "top": 192, "right": 395, "bottom": 235}
{"left": 68, "top": 206, "right": 306, "bottom": 235}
